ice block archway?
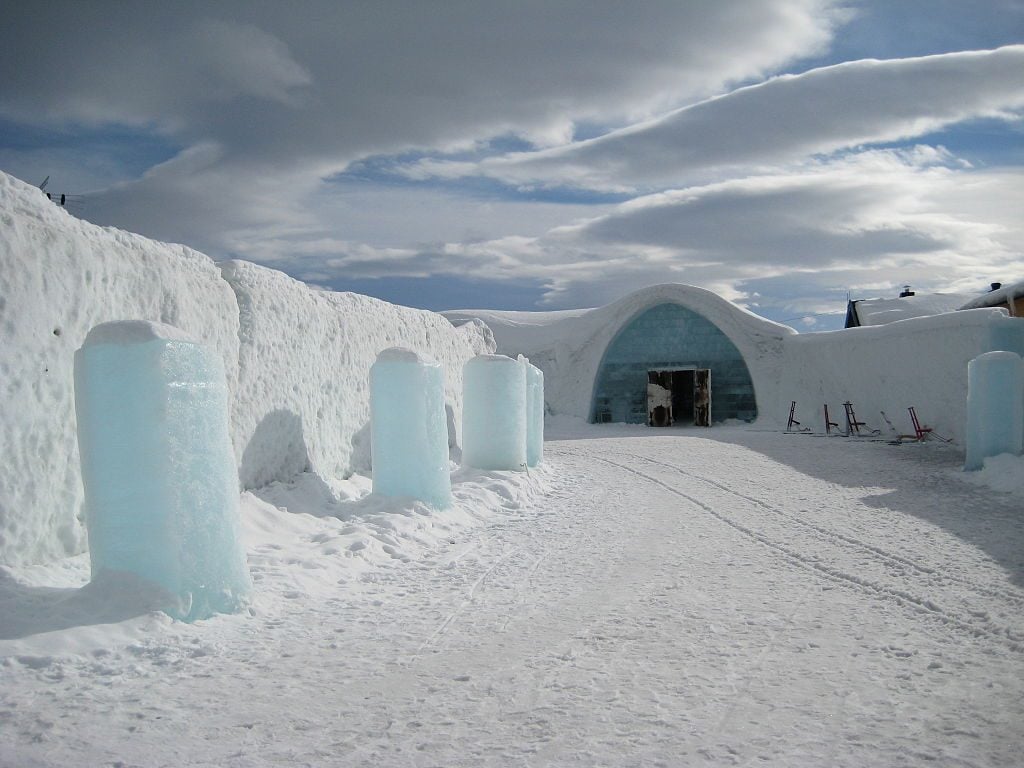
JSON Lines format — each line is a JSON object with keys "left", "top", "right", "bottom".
{"left": 589, "top": 302, "right": 757, "bottom": 424}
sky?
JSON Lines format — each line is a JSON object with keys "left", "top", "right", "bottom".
{"left": 1, "top": 1, "right": 1022, "bottom": 330}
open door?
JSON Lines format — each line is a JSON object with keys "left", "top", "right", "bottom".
{"left": 694, "top": 369, "right": 711, "bottom": 427}
{"left": 647, "top": 371, "right": 673, "bottom": 426}
{"left": 647, "top": 369, "right": 712, "bottom": 427}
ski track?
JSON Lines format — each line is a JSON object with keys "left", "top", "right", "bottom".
{"left": 2, "top": 429, "right": 1023, "bottom": 767}
{"left": 631, "top": 448, "right": 1024, "bottom": 608}
{"left": 589, "top": 451, "right": 1023, "bottom": 653}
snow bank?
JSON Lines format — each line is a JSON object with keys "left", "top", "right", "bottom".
{"left": 961, "top": 453, "right": 1024, "bottom": 496}
{"left": 222, "top": 260, "right": 490, "bottom": 489}
{"left": 0, "top": 172, "right": 493, "bottom": 567}
{"left": 0, "top": 172, "right": 239, "bottom": 567}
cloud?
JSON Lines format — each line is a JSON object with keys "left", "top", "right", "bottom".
{"left": 1, "top": 2, "right": 839, "bottom": 147}
{"left": 530, "top": 148, "right": 1024, "bottom": 309}
{"left": 1, "top": 2, "right": 842, "bottom": 198}
{"left": 416, "top": 46, "right": 1024, "bottom": 190}
{"left": 3, "top": 2, "right": 1022, "bottom": 326}
{"left": 0, "top": 1, "right": 840, "bottom": 262}
{"left": 257, "top": 148, "right": 1023, "bottom": 316}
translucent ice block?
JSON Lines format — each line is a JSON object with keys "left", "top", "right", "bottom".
{"left": 522, "top": 358, "right": 544, "bottom": 467}
{"left": 74, "top": 321, "right": 251, "bottom": 621}
{"left": 964, "top": 350, "right": 1024, "bottom": 471}
{"left": 462, "top": 355, "right": 527, "bottom": 471}
{"left": 370, "top": 348, "right": 452, "bottom": 509}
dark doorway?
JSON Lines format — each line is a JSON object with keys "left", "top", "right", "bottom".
{"left": 647, "top": 369, "right": 711, "bottom": 427}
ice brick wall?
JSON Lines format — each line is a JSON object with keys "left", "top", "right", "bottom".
{"left": 0, "top": 173, "right": 240, "bottom": 567}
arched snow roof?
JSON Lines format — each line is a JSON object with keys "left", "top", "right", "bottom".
{"left": 445, "top": 284, "right": 794, "bottom": 422}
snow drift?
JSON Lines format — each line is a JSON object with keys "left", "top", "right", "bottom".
{"left": 0, "top": 172, "right": 492, "bottom": 567}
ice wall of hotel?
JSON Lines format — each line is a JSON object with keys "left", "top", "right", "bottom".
{"left": 522, "top": 358, "right": 544, "bottom": 467}
{"left": 964, "top": 351, "right": 1024, "bottom": 471}
{"left": 74, "top": 322, "right": 251, "bottom": 621}
{"left": 463, "top": 355, "right": 527, "bottom": 471}
{"left": 370, "top": 348, "right": 452, "bottom": 508}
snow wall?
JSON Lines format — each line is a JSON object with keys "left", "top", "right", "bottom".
{"left": 223, "top": 260, "right": 492, "bottom": 490}
{"left": 446, "top": 287, "right": 1024, "bottom": 446}
{"left": 0, "top": 171, "right": 493, "bottom": 566}
{"left": 780, "top": 310, "right": 1023, "bottom": 444}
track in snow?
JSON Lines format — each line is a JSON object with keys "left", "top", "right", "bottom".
{"left": 588, "top": 449, "right": 1023, "bottom": 653}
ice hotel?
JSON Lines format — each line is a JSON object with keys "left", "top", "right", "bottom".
{"left": 445, "top": 282, "right": 1024, "bottom": 444}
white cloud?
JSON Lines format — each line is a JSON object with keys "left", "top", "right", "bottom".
{"left": 419, "top": 46, "right": 1024, "bottom": 190}
{"left": 3, "top": 2, "right": 1022, "bottom": 323}
{"left": 256, "top": 149, "right": 1024, "bottom": 314}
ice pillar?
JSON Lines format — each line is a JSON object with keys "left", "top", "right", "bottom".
{"left": 74, "top": 321, "right": 251, "bottom": 621}
{"left": 370, "top": 348, "right": 452, "bottom": 508}
{"left": 964, "top": 350, "right": 1024, "bottom": 471}
{"left": 521, "top": 357, "right": 544, "bottom": 467}
{"left": 462, "top": 355, "right": 527, "bottom": 471}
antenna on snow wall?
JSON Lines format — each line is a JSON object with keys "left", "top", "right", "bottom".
{"left": 38, "top": 176, "right": 84, "bottom": 212}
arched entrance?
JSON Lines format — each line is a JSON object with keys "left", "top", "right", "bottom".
{"left": 590, "top": 303, "right": 757, "bottom": 425}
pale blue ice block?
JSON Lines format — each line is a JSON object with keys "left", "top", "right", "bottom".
{"left": 462, "top": 355, "right": 527, "bottom": 471}
{"left": 370, "top": 348, "right": 452, "bottom": 509}
{"left": 74, "top": 321, "right": 251, "bottom": 621}
{"left": 523, "top": 359, "right": 544, "bottom": 467}
{"left": 964, "top": 351, "right": 1024, "bottom": 471}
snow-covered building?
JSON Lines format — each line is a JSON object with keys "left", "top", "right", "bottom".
{"left": 845, "top": 281, "right": 1024, "bottom": 328}
{"left": 447, "top": 285, "right": 792, "bottom": 429}
{"left": 960, "top": 280, "right": 1024, "bottom": 318}
{"left": 844, "top": 291, "right": 975, "bottom": 328}
{"left": 446, "top": 285, "right": 1024, "bottom": 444}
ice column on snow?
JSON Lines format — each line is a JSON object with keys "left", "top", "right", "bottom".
{"left": 370, "top": 348, "right": 452, "bottom": 508}
{"left": 462, "top": 355, "right": 527, "bottom": 471}
{"left": 520, "top": 357, "right": 544, "bottom": 467}
{"left": 74, "top": 321, "right": 251, "bottom": 621}
{"left": 964, "top": 350, "right": 1024, "bottom": 471}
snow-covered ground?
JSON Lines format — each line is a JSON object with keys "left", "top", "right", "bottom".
{"left": 3, "top": 424, "right": 1022, "bottom": 767}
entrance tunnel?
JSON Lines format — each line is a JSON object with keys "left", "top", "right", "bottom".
{"left": 590, "top": 303, "right": 757, "bottom": 425}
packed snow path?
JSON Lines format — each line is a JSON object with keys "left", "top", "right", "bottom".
{"left": 3, "top": 427, "right": 1023, "bottom": 766}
